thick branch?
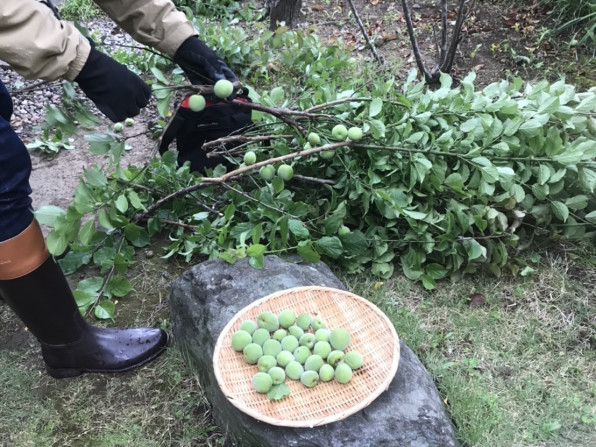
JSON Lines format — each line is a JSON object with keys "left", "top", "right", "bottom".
{"left": 440, "top": 0, "right": 468, "bottom": 74}
{"left": 133, "top": 141, "right": 350, "bottom": 222}
{"left": 440, "top": 0, "right": 448, "bottom": 65}
{"left": 401, "top": 0, "right": 434, "bottom": 81}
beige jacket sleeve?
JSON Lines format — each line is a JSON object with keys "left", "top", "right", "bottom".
{"left": 94, "top": 0, "right": 196, "bottom": 57}
{"left": 0, "top": 0, "right": 196, "bottom": 82}
{"left": 0, "top": 0, "right": 91, "bottom": 81}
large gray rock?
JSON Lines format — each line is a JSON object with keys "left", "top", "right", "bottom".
{"left": 170, "top": 255, "right": 457, "bottom": 447}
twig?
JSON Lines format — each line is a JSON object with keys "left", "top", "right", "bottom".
{"left": 9, "top": 80, "right": 53, "bottom": 94}
{"left": 345, "top": 0, "right": 383, "bottom": 65}
{"left": 221, "top": 183, "right": 299, "bottom": 219}
{"left": 293, "top": 174, "right": 336, "bottom": 185}
{"left": 202, "top": 134, "right": 293, "bottom": 150}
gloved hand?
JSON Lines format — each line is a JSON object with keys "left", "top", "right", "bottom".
{"left": 75, "top": 48, "right": 151, "bottom": 122}
{"left": 173, "top": 36, "right": 238, "bottom": 85}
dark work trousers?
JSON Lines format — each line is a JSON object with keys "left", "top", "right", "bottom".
{"left": 0, "top": 79, "right": 34, "bottom": 242}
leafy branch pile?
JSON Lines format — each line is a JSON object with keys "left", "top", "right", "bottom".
{"left": 34, "top": 27, "right": 596, "bottom": 319}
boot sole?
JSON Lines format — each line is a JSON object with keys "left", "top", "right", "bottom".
{"left": 45, "top": 334, "right": 170, "bottom": 379}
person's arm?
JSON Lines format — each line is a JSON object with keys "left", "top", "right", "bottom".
{"left": 0, "top": 0, "right": 91, "bottom": 81}
{"left": 93, "top": 0, "right": 195, "bottom": 57}
{"left": 94, "top": 0, "right": 237, "bottom": 84}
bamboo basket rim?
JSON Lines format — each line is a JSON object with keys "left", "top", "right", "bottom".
{"left": 213, "top": 286, "right": 400, "bottom": 427}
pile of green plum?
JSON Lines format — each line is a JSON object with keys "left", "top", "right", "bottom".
{"left": 230, "top": 310, "right": 363, "bottom": 396}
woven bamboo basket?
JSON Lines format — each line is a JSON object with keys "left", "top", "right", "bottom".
{"left": 212, "top": 286, "right": 400, "bottom": 427}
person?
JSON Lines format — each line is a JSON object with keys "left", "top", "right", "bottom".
{"left": 0, "top": 0, "right": 238, "bottom": 378}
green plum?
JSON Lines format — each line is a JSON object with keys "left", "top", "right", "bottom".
{"left": 268, "top": 366, "right": 286, "bottom": 385}
{"left": 299, "top": 333, "right": 316, "bottom": 349}
{"left": 239, "top": 320, "right": 257, "bottom": 335}
{"left": 280, "top": 335, "right": 299, "bottom": 352}
{"left": 285, "top": 360, "right": 304, "bottom": 380}
{"left": 304, "top": 354, "right": 324, "bottom": 372}
{"left": 278, "top": 309, "right": 296, "bottom": 328}
{"left": 344, "top": 351, "right": 363, "bottom": 369}
{"left": 252, "top": 328, "right": 270, "bottom": 346}
{"left": 335, "top": 362, "right": 353, "bottom": 384}
{"left": 231, "top": 330, "right": 252, "bottom": 352}
{"left": 313, "top": 341, "right": 332, "bottom": 359}
{"left": 243, "top": 343, "right": 263, "bottom": 365}
{"left": 252, "top": 371, "right": 273, "bottom": 393}
{"left": 288, "top": 325, "right": 304, "bottom": 339}
{"left": 262, "top": 339, "right": 282, "bottom": 357}
{"left": 314, "top": 328, "right": 330, "bottom": 342}
{"left": 327, "top": 350, "right": 345, "bottom": 368}
{"left": 293, "top": 345, "right": 311, "bottom": 364}
{"left": 296, "top": 313, "right": 312, "bottom": 331}
{"left": 319, "top": 364, "right": 335, "bottom": 382}
{"left": 276, "top": 350, "right": 294, "bottom": 368}
{"left": 273, "top": 328, "right": 287, "bottom": 342}
{"left": 300, "top": 370, "right": 319, "bottom": 388}
{"left": 329, "top": 328, "right": 351, "bottom": 350}
{"left": 311, "top": 316, "right": 326, "bottom": 331}
{"left": 257, "top": 311, "right": 279, "bottom": 332}
{"left": 257, "top": 355, "right": 277, "bottom": 373}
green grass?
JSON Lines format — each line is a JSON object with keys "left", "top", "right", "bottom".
{"left": 1, "top": 249, "right": 594, "bottom": 447}
{"left": 59, "top": 0, "right": 99, "bottom": 20}
{"left": 345, "top": 250, "right": 596, "bottom": 447}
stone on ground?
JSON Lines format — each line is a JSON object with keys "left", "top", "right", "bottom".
{"left": 170, "top": 255, "right": 458, "bottom": 447}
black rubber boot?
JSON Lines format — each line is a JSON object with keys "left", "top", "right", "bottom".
{"left": 0, "top": 256, "right": 168, "bottom": 378}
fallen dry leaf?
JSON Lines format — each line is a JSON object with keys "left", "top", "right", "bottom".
{"left": 468, "top": 293, "right": 486, "bottom": 307}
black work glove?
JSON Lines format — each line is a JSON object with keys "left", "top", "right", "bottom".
{"left": 75, "top": 47, "right": 151, "bottom": 122}
{"left": 173, "top": 36, "right": 238, "bottom": 85}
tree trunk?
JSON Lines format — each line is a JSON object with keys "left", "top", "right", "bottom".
{"left": 266, "top": 0, "right": 302, "bottom": 30}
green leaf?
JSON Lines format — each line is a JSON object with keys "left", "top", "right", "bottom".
{"left": 115, "top": 194, "right": 129, "bottom": 213}
{"left": 73, "top": 290, "right": 95, "bottom": 311}
{"left": 270, "top": 86, "right": 284, "bottom": 106}
{"left": 267, "top": 383, "right": 290, "bottom": 401}
{"left": 368, "top": 119, "right": 386, "bottom": 139}
{"left": 565, "top": 195, "right": 588, "bottom": 210}
{"left": 550, "top": 201, "right": 569, "bottom": 222}
{"left": 297, "top": 243, "right": 320, "bottom": 263}
{"left": 94, "top": 300, "right": 115, "bottom": 320}
{"left": 128, "top": 191, "right": 145, "bottom": 210}
{"left": 289, "top": 219, "right": 310, "bottom": 239}
{"left": 314, "top": 236, "right": 343, "bottom": 259}
{"left": 339, "top": 230, "right": 368, "bottom": 255}
{"left": 84, "top": 167, "right": 107, "bottom": 187}
{"left": 248, "top": 254, "right": 264, "bottom": 269}
{"left": 463, "top": 239, "right": 484, "bottom": 261}
{"left": 34, "top": 205, "right": 65, "bottom": 226}
{"left": 371, "top": 262, "right": 394, "bottom": 278}
{"left": 538, "top": 164, "right": 551, "bottom": 185}
{"left": 421, "top": 274, "right": 435, "bottom": 290}
{"left": 445, "top": 173, "right": 464, "bottom": 190}
{"left": 585, "top": 211, "right": 596, "bottom": 224}
{"left": 98, "top": 209, "right": 114, "bottom": 230}
{"left": 150, "top": 67, "right": 169, "bottom": 84}
{"left": 247, "top": 244, "right": 267, "bottom": 257}
{"left": 107, "top": 276, "right": 133, "bottom": 298}
{"left": 426, "top": 263, "right": 448, "bottom": 280}
{"left": 579, "top": 168, "right": 596, "bottom": 193}
{"left": 369, "top": 97, "right": 383, "bottom": 118}
{"left": 46, "top": 229, "right": 69, "bottom": 255}
{"left": 79, "top": 219, "right": 97, "bottom": 245}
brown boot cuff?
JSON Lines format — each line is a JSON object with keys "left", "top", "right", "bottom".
{"left": 0, "top": 220, "right": 50, "bottom": 280}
